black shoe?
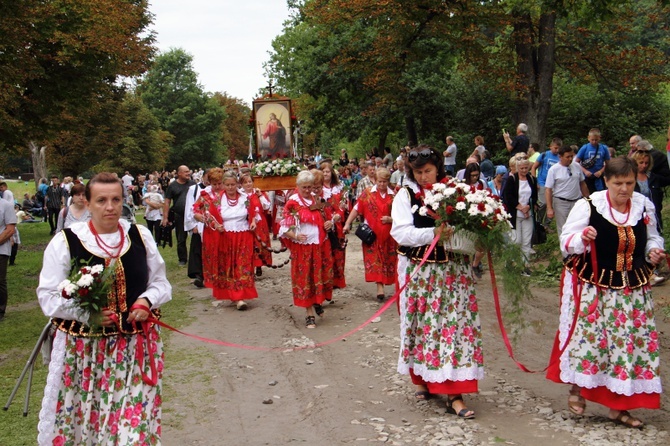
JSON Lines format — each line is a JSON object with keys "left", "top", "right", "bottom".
{"left": 255, "top": 266, "right": 262, "bottom": 277}
{"left": 472, "top": 264, "right": 483, "bottom": 279}
{"left": 178, "top": 261, "right": 187, "bottom": 266}
{"left": 193, "top": 277, "right": 204, "bottom": 288}
{"left": 521, "top": 268, "right": 531, "bottom": 277}
{"left": 313, "top": 304, "right": 324, "bottom": 317}
{"left": 376, "top": 294, "right": 385, "bottom": 302}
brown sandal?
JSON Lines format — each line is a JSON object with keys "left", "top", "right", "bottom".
{"left": 610, "top": 410, "right": 644, "bottom": 429}
{"left": 568, "top": 389, "right": 585, "bottom": 415}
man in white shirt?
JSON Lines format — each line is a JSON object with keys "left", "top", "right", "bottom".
{"left": 184, "top": 172, "right": 208, "bottom": 288}
{"left": 443, "top": 136, "right": 457, "bottom": 176}
{"left": 0, "top": 182, "right": 15, "bottom": 205}
{"left": 545, "top": 146, "right": 589, "bottom": 238}
{"left": 390, "top": 159, "right": 406, "bottom": 189}
{"left": 0, "top": 198, "right": 17, "bottom": 320}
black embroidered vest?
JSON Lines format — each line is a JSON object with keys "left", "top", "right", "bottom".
{"left": 397, "top": 187, "right": 457, "bottom": 263}
{"left": 565, "top": 199, "right": 653, "bottom": 289}
{"left": 52, "top": 225, "right": 153, "bottom": 337}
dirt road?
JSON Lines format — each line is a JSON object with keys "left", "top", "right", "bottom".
{"left": 161, "top": 235, "right": 670, "bottom": 445}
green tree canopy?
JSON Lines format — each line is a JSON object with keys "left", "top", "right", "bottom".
{"left": 137, "top": 48, "right": 226, "bottom": 169}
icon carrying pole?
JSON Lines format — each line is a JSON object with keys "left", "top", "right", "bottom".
{"left": 4, "top": 321, "right": 52, "bottom": 416}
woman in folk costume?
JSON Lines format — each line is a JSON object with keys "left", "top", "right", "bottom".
{"left": 390, "top": 145, "right": 482, "bottom": 419}
{"left": 547, "top": 156, "right": 665, "bottom": 428}
{"left": 193, "top": 168, "right": 259, "bottom": 311}
{"left": 240, "top": 173, "right": 272, "bottom": 276}
{"left": 279, "top": 170, "right": 334, "bottom": 328}
{"left": 36, "top": 172, "right": 171, "bottom": 445}
{"left": 343, "top": 167, "right": 397, "bottom": 301}
{"left": 320, "top": 161, "right": 347, "bottom": 289}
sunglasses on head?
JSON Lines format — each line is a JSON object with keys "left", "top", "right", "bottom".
{"left": 408, "top": 148, "right": 434, "bottom": 162}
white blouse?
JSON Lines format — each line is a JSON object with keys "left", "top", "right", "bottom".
{"left": 219, "top": 191, "right": 254, "bottom": 232}
{"left": 390, "top": 181, "right": 435, "bottom": 248}
{"left": 278, "top": 193, "right": 321, "bottom": 245}
{"left": 559, "top": 191, "right": 663, "bottom": 257}
{"left": 37, "top": 220, "right": 172, "bottom": 323}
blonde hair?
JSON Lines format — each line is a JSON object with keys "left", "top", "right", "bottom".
{"left": 375, "top": 167, "right": 391, "bottom": 180}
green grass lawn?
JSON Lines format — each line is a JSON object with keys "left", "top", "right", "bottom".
{"left": 0, "top": 214, "right": 195, "bottom": 445}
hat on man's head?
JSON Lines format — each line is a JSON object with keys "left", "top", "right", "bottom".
{"left": 495, "top": 165, "right": 508, "bottom": 175}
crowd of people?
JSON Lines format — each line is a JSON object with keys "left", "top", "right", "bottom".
{"left": 0, "top": 120, "right": 668, "bottom": 443}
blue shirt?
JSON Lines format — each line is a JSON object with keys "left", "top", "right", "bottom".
{"left": 535, "top": 151, "right": 560, "bottom": 186}
{"left": 577, "top": 143, "right": 610, "bottom": 191}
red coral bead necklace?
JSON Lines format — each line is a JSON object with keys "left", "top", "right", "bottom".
{"left": 88, "top": 221, "right": 125, "bottom": 258}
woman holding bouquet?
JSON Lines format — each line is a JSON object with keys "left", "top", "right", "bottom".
{"left": 391, "top": 145, "right": 482, "bottom": 419}
{"left": 320, "top": 161, "right": 347, "bottom": 289}
{"left": 193, "top": 169, "right": 259, "bottom": 310}
{"left": 240, "top": 173, "right": 272, "bottom": 276}
{"left": 343, "top": 167, "right": 397, "bottom": 300}
{"left": 279, "top": 170, "right": 334, "bottom": 328}
{"left": 36, "top": 172, "right": 172, "bottom": 445}
{"left": 547, "top": 157, "right": 665, "bottom": 428}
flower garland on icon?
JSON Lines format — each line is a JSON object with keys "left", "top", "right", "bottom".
{"left": 253, "top": 158, "right": 304, "bottom": 177}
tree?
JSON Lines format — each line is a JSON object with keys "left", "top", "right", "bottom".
{"left": 268, "top": 1, "right": 670, "bottom": 151}
{"left": 0, "top": 0, "right": 155, "bottom": 185}
{"left": 137, "top": 49, "right": 226, "bottom": 169}
{"left": 213, "top": 93, "right": 252, "bottom": 161}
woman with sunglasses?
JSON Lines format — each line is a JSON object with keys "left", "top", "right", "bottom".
{"left": 390, "top": 145, "right": 482, "bottom": 419}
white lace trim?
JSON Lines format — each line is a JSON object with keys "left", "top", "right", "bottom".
{"left": 557, "top": 273, "right": 663, "bottom": 396}
{"left": 590, "top": 190, "right": 647, "bottom": 226}
{"left": 222, "top": 220, "right": 250, "bottom": 232}
{"left": 397, "top": 362, "right": 485, "bottom": 383}
{"left": 37, "top": 330, "right": 66, "bottom": 445}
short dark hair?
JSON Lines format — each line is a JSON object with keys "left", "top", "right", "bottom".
{"left": 70, "top": 183, "right": 86, "bottom": 196}
{"left": 406, "top": 144, "right": 446, "bottom": 183}
{"left": 558, "top": 145, "right": 573, "bottom": 156}
{"left": 604, "top": 156, "right": 637, "bottom": 180}
{"left": 85, "top": 172, "right": 123, "bottom": 201}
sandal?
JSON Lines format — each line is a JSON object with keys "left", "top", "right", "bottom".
{"left": 610, "top": 410, "right": 644, "bottom": 429}
{"left": 414, "top": 390, "right": 430, "bottom": 401}
{"left": 446, "top": 395, "right": 475, "bottom": 419}
{"left": 305, "top": 316, "right": 316, "bottom": 329}
{"left": 313, "top": 304, "right": 324, "bottom": 317}
{"left": 568, "top": 388, "right": 586, "bottom": 415}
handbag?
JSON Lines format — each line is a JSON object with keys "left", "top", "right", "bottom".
{"left": 531, "top": 216, "right": 547, "bottom": 245}
{"left": 355, "top": 222, "right": 376, "bottom": 245}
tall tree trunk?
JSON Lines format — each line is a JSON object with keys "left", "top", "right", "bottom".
{"left": 512, "top": 10, "right": 556, "bottom": 148}
{"left": 405, "top": 116, "right": 418, "bottom": 147}
{"left": 29, "top": 140, "right": 47, "bottom": 191}
{"left": 377, "top": 132, "right": 388, "bottom": 156}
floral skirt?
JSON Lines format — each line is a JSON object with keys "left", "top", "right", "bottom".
{"left": 397, "top": 255, "right": 484, "bottom": 387}
{"left": 362, "top": 237, "right": 397, "bottom": 285}
{"left": 546, "top": 271, "right": 662, "bottom": 410}
{"left": 38, "top": 329, "right": 163, "bottom": 445}
{"left": 287, "top": 239, "right": 333, "bottom": 307}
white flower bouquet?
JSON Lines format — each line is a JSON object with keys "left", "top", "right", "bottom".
{"left": 58, "top": 262, "right": 113, "bottom": 328}
{"left": 253, "top": 159, "right": 304, "bottom": 177}
{"left": 413, "top": 180, "right": 512, "bottom": 251}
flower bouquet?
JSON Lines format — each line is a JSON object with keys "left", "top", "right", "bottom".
{"left": 253, "top": 158, "right": 304, "bottom": 177}
{"left": 413, "top": 179, "right": 531, "bottom": 336}
{"left": 58, "top": 262, "right": 114, "bottom": 329}
{"left": 413, "top": 180, "right": 512, "bottom": 253}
